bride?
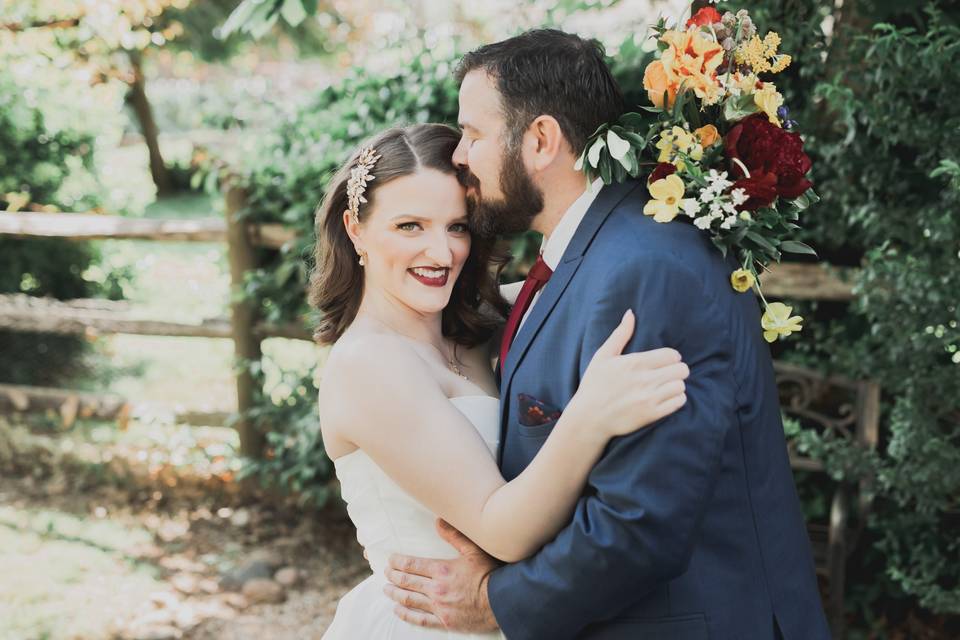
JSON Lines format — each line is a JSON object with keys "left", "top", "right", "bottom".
{"left": 311, "top": 123, "right": 689, "bottom": 639}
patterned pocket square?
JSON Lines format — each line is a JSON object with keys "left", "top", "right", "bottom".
{"left": 518, "top": 393, "right": 562, "bottom": 427}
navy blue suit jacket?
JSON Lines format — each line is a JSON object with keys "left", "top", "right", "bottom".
{"left": 487, "top": 180, "right": 829, "bottom": 640}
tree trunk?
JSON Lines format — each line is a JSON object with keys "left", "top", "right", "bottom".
{"left": 126, "top": 49, "right": 173, "bottom": 197}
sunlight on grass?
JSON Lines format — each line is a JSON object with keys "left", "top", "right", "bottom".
{"left": 105, "top": 334, "right": 237, "bottom": 411}
{"left": 0, "top": 506, "right": 162, "bottom": 640}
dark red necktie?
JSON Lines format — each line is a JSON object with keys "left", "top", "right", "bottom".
{"left": 500, "top": 255, "right": 553, "bottom": 367}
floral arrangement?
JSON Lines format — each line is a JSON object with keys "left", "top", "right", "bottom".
{"left": 575, "top": 2, "right": 817, "bottom": 342}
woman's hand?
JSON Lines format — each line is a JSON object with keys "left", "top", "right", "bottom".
{"left": 566, "top": 310, "right": 689, "bottom": 440}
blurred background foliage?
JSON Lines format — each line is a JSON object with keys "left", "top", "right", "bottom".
{"left": 1, "top": 0, "right": 957, "bottom": 635}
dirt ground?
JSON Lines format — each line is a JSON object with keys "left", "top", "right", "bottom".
{"left": 0, "top": 469, "right": 368, "bottom": 640}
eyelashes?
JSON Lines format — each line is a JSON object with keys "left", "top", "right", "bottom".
{"left": 395, "top": 222, "right": 469, "bottom": 233}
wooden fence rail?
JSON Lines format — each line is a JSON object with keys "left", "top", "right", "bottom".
{"left": 0, "top": 211, "right": 296, "bottom": 249}
{"left": 0, "top": 186, "right": 299, "bottom": 456}
{"left": 0, "top": 193, "right": 856, "bottom": 458}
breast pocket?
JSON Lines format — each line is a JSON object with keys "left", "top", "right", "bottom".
{"left": 516, "top": 415, "right": 559, "bottom": 439}
{"left": 515, "top": 392, "right": 562, "bottom": 439}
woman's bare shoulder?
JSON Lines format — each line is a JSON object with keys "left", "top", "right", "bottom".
{"left": 324, "top": 331, "right": 420, "bottom": 388}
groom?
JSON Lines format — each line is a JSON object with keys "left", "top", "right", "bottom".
{"left": 384, "top": 29, "right": 830, "bottom": 639}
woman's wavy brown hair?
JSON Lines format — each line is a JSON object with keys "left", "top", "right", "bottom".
{"left": 309, "top": 123, "right": 509, "bottom": 347}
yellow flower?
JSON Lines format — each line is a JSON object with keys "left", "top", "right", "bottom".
{"left": 761, "top": 302, "right": 803, "bottom": 342}
{"left": 753, "top": 83, "right": 784, "bottom": 126}
{"left": 734, "top": 32, "right": 787, "bottom": 75}
{"left": 735, "top": 72, "right": 760, "bottom": 94}
{"left": 656, "top": 126, "right": 703, "bottom": 171}
{"left": 730, "top": 268, "right": 756, "bottom": 293}
{"left": 771, "top": 54, "right": 792, "bottom": 73}
{"left": 644, "top": 174, "right": 698, "bottom": 223}
{"left": 650, "top": 28, "right": 725, "bottom": 107}
{"left": 694, "top": 124, "right": 720, "bottom": 148}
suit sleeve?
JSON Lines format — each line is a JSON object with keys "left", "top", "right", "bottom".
{"left": 487, "top": 255, "right": 738, "bottom": 640}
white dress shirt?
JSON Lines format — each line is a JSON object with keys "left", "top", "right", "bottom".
{"left": 516, "top": 178, "right": 603, "bottom": 331}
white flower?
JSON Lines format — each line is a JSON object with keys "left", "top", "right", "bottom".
{"left": 722, "top": 201, "right": 739, "bottom": 215}
{"left": 721, "top": 215, "right": 739, "bottom": 229}
{"left": 705, "top": 169, "right": 731, "bottom": 186}
{"left": 709, "top": 201, "right": 724, "bottom": 217}
{"left": 730, "top": 188, "right": 749, "bottom": 206}
{"left": 681, "top": 199, "right": 701, "bottom": 217}
{"left": 694, "top": 216, "right": 714, "bottom": 230}
{"left": 700, "top": 188, "right": 716, "bottom": 203}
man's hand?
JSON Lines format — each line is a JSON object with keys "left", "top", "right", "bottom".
{"left": 384, "top": 519, "right": 501, "bottom": 632}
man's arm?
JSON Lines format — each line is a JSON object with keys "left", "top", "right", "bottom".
{"left": 487, "top": 255, "right": 738, "bottom": 639}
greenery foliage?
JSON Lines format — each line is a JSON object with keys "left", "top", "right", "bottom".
{"left": 745, "top": 0, "right": 960, "bottom": 618}
{"left": 0, "top": 72, "right": 122, "bottom": 385}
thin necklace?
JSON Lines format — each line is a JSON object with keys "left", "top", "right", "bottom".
{"left": 436, "top": 342, "right": 469, "bottom": 381}
{"left": 364, "top": 316, "right": 468, "bottom": 381}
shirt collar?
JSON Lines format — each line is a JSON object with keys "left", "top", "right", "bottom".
{"left": 540, "top": 178, "right": 604, "bottom": 270}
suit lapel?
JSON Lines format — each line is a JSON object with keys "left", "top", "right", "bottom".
{"left": 500, "top": 180, "right": 643, "bottom": 396}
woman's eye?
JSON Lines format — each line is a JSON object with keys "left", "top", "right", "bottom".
{"left": 449, "top": 223, "right": 469, "bottom": 233}
{"left": 397, "top": 222, "right": 421, "bottom": 231}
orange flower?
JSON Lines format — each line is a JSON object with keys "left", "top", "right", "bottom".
{"left": 694, "top": 124, "right": 720, "bottom": 147}
{"left": 643, "top": 60, "right": 679, "bottom": 108}
{"left": 656, "top": 29, "right": 725, "bottom": 106}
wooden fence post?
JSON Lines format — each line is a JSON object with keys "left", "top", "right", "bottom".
{"left": 225, "top": 181, "right": 264, "bottom": 458}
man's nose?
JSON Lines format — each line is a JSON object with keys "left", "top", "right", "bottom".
{"left": 452, "top": 136, "right": 468, "bottom": 169}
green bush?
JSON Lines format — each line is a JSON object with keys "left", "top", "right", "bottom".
{"left": 0, "top": 72, "right": 122, "bottom": 386}
{"left": 746, "top": 0, "right": 960, "bottom": 622}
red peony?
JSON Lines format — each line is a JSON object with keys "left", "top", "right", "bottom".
{"left": 731, "top": 174, "right": 779, "bottom": 211}
{"left": 686, "top": 7, "right": 722, "bottom": 28}
{"left": 724, "top": 114, "right": 813, "bottom": 210}
{"left": 647, "top": 162, "right": 677, "bottom": 184}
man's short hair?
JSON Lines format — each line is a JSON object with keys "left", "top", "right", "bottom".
{"left": 456, "top": 28, "right": 625, "bottom": 155}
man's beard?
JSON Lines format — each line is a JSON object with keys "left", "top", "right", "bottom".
{"left": 460, "top": 143, "right": 543, "bottom": 238}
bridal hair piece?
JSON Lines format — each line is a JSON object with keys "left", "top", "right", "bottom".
{"left": 346, "top": 146, "right": 382, "bottom": 224}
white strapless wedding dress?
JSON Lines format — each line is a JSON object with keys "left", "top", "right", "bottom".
{"left": 323, "top": 395, "right": 506, "bottom": 640}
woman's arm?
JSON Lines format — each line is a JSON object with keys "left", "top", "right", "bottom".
{"left": 321, "top": 315, "right": 687, "bottom": 563}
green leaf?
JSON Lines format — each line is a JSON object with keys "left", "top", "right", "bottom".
{"left": 606, "top": 130, "right": 631, "bottom": 160}
{"left": 573, "top": 149, "right": 586, "bottom": 172}
{"left": 612, "top": 158, "right": 627, "bottom": 183}
{"left": 220, "top": 0, "right": 260, "bottom": 37}
{"left": 621, "top": 131, "right": 646, "bottom": 148}
{"left": 280, "top": 0, "right": 308, "bottom": 26}
{"left": 780, "top": 241, "right": 818, "bottom": 257}
{"left": 618, "top": 112, "right": 648, "bottom": 129}
{"left": 599, "top": 155, "right": 612, "bottom": 184}
{"left": 587, "top": 137, "right": 606, "bottom": 168}
{"left": 723, "top": 93, "right": 760, "bottom": 122}
{"left": 746, "top": 230, "right": 778, "bottom": 254}
{"left": 619, "top": 149, "right": 639, "bottom": 177}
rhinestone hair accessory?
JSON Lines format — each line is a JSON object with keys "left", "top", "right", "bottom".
{"left": 346, "top": 146, "right": 382, "bottom": 224}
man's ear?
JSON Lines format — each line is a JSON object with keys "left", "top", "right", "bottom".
{"left": 525, "top": 115, "right": 567, "bottom": 172}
